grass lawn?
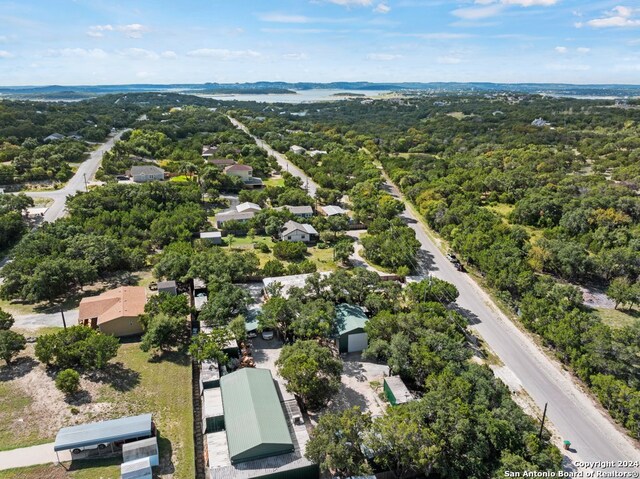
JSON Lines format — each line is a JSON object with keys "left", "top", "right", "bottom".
{"left": 0, "top": 458, "right": 121, "bottom": 479}
{"left": 0, "top": 343, "right": 194, "bottom": 478}
{"left": 169, "top": 175, "right": 191, "bottom": 182}
{"left": 486, "top": 203, "right": 515, "bottom": 218}
{"left": 263, "top": 177, "right": 285, "bottom": 187}
{"left": 596, "top": 307, "right": 640, "bottom": 329}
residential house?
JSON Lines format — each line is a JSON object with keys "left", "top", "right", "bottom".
{"left": 206, "top": 158, "right": 236, "bottom": 168}
{"left": 43, "top": 133, "right": 65, "bottom": 142}
{"left": 200, "top": 231, "right": 222, "bottom": 245}
{"left": 224, "top": 164, "right": 253, "bottom": 179}
{"left": 280, "top": 220, "right": 318, "bottom": 243}
{"left": 274, "top": 205, "right": 313, "bottom": 218}
{"left": 289, "top": 145, "right": 306, "bottom": 155}
{"left": 130, "top": 165, "right": 165, "bottom": 183}
{"left": 78, "top": 286, "right": 147, "bottom": 337}
{"left": 214, "top": 211, "right": 255, "bottom": 229}
{"left": 318, "top": 204, "right": 348, "bottom": 217}
{"left": 201, "top": 145, "right": 219, "bottom": 159}
{"left": 236, "top": 202, "right": 262, "bottom": 214}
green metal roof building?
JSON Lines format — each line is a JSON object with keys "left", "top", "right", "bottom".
{"left": 334, "top": 303, "right": 369, "bottom": 353}
{"left": 219, "top": 368, "right": 294, "bottom": 464}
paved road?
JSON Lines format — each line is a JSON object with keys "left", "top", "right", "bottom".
{"left": 231, "top": 119, "right": 640, "bottom": 469}
{"left": 13, "top": 309, "right": 78, "bottom": 331}
{"left": 380, "top": 171, "right": 640, "bottom": 468}
{"left": 0, "top": 442, "right": 71, "bottom": 470}
{"left": 227, "top": 116, "right": 319, "bottom": 197}
{"left": 23, "top": 130, "right": 128, "bottom": 223}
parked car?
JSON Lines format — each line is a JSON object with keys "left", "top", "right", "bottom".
{"left": 261, "top": 329, "right": 274, "bottom": 340}
{"left": 72, "top": 443, "right": 108, "bottom": 454}
{"left": 446, "top": 252, "right": 458, "bottom": 262}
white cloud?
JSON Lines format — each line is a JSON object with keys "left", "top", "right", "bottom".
{"left": 44, "top": 48, "right": 107, "bottom": 59}
{"left": 327, "top": 0, "right": 373, "bottom": 5}
{"left": 161, "top": 50, "right": 177, "bottom": 59}
{"left": 392, "top": 32, "right": 473, "bottom": 39}
{"left": 0, "top": 50, "right": 14, "bottom": 59}
{"left": 577, "top": 47, "right": 590, "bottom": 53}
{"left": 502, "top": 0, "right": 558, "bottom": 6}
{"left": 366, "top": 53, "right": 402, "bottom": 60}
{"left": 584, "top": 6, "right": 640, "bottom": 28}
{"left": 282, "top": 53, "right": 308, "bottom": 60}
{"left": 555, "top": 46, "right": 567, "bottom": 53}
{"left": 437, "top": 55, "right": 462, "bottom": 64}
{"left": 186, "top": 49, "right": 261, "bottom": 60}
{"left": 259, "top": 13, "right": 310, "bottom": 23}
{"left": 452, "top": 4, "right": 504, "bottom": 19}
{"left": 374, "top": 3, "right": 391, "bottom": 13}
{"left": 117, "top": 48, "right": 159, "bottom": 59}
{"left": 87, "top": 23, "right": 148, "bottom": 38}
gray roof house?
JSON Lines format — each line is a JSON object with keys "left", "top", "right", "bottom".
{"left": 215, "top": 211, "right": 255, "bottom": 229}
{"left": 44, "top": 133, "right": 65, "bottom": 142}
{"left": 280, "top": 220, "right": 318, "bottom": 243}
{"left": 236, "top": 202, "right": 262, "bottom": 213}
{"left": 130, "top": 165, "right": 165, "bottom": 183}
{"left": 275, "top": 205, "right": 313, "bottom": 218}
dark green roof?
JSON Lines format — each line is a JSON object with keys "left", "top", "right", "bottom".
{"left": 335, "top": 303, "right": 368, "bottom": 336}
{"left": 219, "top": 368, "right": 293, "bottom": 464}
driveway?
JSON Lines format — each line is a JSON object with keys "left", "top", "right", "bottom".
{"left": 0, "top": 443, "right": 71, "bottom": 471}
{"left": 12, "top": 309, "right": 78, "bottom": 331}
{"left": 250, "top": 336, "right": 294, "bottom": 402}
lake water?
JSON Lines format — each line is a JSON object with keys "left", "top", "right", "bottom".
{"left": 194, "top": 88, "right": 392, "bottom": 104}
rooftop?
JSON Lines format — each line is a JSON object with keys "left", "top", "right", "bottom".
{"left": 131, "top": 165, "right": 165, "bottom": 175}
{"left": 215, "top": 211, "right": 255, "bottom": 223}
{"left": 319, "top": 205, "right": 348, "bottom": 216}
{"left": 275, "top": 205, "right": 313, "bottom": 215}
{"left": 236, "top": 202, "right": 261, "bottom": 213}
{"left": 335, "top": 303, "right": 368, "bottom": 336}
{"left": 78, "top": 286, "right": 146, "bottom": 325}
{"left": 281, "top": 220, "right": 318, "bottom": 237}
{"left": 263, "top": 272, "right": 331, "bottom": 299}
{"left": 200, "top": 231, "right": 222, "bottom": 239}
{"left": 224, "top": 164, "right": 253, "bottom": 173}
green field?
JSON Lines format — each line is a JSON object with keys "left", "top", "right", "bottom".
{"left": 596, "top": 307, "right": 640, "bottom": 329}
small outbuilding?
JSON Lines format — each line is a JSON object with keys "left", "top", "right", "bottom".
{"left": 236, "top": 202, "right": 262, "bottom": 213}
{"left": 335, "top": 303, "right": 368, "bottom": 353}
{"left": 384, "top": 376, "right": 414, "bottom": 406}
{"left": 200, "top": 231, "right": 222, "bottom": 245}
{"left": 122, "top": 436, "right": 159, "bottom": 467}
{"left": 157, "top": 280, "right": 177, "bottom": 296}
{"left": 121, "top": 457, "right": 152, "bottom": 479}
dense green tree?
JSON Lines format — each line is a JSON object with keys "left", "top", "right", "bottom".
{"left": 35, "top": 326, "right": 119, "bottom": 370}
{"left": 0, "top": 309, "right": 14, "bottom": 330}
{"left": 141, "top": 313, "right": 187, "bottom": 353}
{"left": 198, "top": 283, "right": 250, "bottom": 327}
{"left": 55, "top": 368, "right": 81, "bottom": 395}
{"left": 0, "top": 330, "right": 26, "bottom": 364}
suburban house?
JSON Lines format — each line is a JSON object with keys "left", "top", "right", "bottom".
{"left": 318, "top": 205, "right": 349, "bottom": 217}
{"left": 280, "top": 220, "right": 318, "bottom": 243}
{"left": 201, "top": 367, "right": 317, "bottom": 478}
{"left": 334, "top": 303, "right": 368, "bottom": 353}
{"left": 224, "top": 164, "right": 253, "bottom": 179}
{"left": 275, "top": 205, "right": 313, "bottom": 218}
{"left": 200, "top": 231, "right": 222, "bottom": 245}
{"left": 289, "top": 145, "right": 306, "bottom": 155}
{"left": 201, "top": 145, "right": 219, "bottom": 159}
{"left": 236, "top": 202, "right": 262, "bottom": 214}
{"left": 207, "top": 158, "right": 236, "bottom": 168}
{"left": 78, "top": 286, "right": 147, "bottom": 337}
{"left": 214, "top": 211, "right": 255, "bottom": 229}
{"left": 44, "top": 133, "right": 65, "bottom": 142}
{"left": 157, "top": 280, "right": 177, "bottom": 296}
{"left": 130, "top": 165, "right": 165, "bottom": 183}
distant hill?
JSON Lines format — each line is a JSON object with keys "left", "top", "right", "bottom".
{"left": 1, "top": 82, "right": 639, "bottom": 99}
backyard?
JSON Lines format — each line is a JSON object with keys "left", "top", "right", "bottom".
{"left": 0, "top": 341, "right": 194, "bottom": 478}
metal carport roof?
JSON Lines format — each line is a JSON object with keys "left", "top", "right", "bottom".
{"left": 219, "top": 368, "right": 293, "bottom": 464}
{"left": 54, "top": 413, "right": 153, "bottom": 452}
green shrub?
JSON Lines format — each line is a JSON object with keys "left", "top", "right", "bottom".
{"left": 56, "top": 369, "right": 80, "bottom": 395}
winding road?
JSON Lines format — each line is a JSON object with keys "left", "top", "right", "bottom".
{"left": 24, "top": 130, "right": 128, "bottom": 224}
{"left": 229, "top": 116, "right": 640, "bottom": 470}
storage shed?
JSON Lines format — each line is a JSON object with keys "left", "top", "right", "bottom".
{"left": 384, "top": 376, "right": 414, "bottom": 406}
{"left": 157, "top": 280, "right": 177, "bottom": 296}
{"left": 219, "top": 368, "right": 294, "bottom": 464}
{"left": 335, "top": 304, "right": 369, "bottom": 353}
{"left": 121, "top": 457, "right": 152, "bottom": 479}
{"left": 54, "top": 413, "right": 154, "bottom": 457}
{"left": 200, "top": 231, "right": 222, "bottom": 245}
{"left": 122, "top": 436, "right": 159, "bottom": 466}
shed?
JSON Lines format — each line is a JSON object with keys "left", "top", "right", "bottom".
{"left": 122, "top": 437, "right": 159, "bottom": 467}
{"left": 203, "top": 387, "right": 225, "bottom": 433}
{"left": 54, "top": 413, "right": 153, "bottom": 454}
{"left": 200, "top": 231, "right": 222, "bottom": 245}
{"left": 121, "top": 457, "right": 152, "bottom": 479}
{"left": 384, "top": 376, "right": 414, "bottom": 406}
{"left": 200, "top": 360, "right": 220, "bottom": 389}
{"left": 157, "top": 280, "right": 177, "bottom": 296}
{"left": 220, "top": 368, "right": 293, "bottom": 464}
{"left": 335, "top": 304, "right": 368, "bottom": 353}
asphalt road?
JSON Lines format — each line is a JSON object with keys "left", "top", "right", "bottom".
{"left": 380, "top": 172, "right": 640, "bottom": 468}
{"left": 23, "top": 130, "right": 128, "bottom": 223}
{"left": 230, "top": 117, "right": 640, "bottom": 469}
{"left": 227, "top": 116, "right": 319, "bottom": 197}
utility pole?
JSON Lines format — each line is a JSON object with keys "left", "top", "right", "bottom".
{"left": 60, "top": 306, "right": 67, "bottom": 330}
{"left": 83, "top": 173, "right": 88, "bottom": 191}
{"left": 538, "top": 402, "right": 548, "bottom": 441}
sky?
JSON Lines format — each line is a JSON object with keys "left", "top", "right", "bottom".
{"left": 0, "top": 0, "right": 639, "bottom": 85}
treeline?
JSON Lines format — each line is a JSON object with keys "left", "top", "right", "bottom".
{"left": 0, "top": 182, "right": 206, "bottom": 303}
{"left": 0, "top": 194, "right": 33, "bottom": 252}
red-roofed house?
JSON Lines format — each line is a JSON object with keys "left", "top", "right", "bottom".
{"left": 223, "top": 164, "right": 253, "bottom": 179}
{"left": 78, "top": 286, "right": 147, "bottom": 337}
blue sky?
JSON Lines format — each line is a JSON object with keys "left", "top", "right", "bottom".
{"left": 0, "top": 0, "right": 638, "bottom": 85}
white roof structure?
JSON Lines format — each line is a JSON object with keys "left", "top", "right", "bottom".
{"left": 289, "top": 145, "right": 306, "bottom": 154}
{"left": 263, "top": 272, "right": 331, "bottom": 298}
{"left": 281, "top": 220, "right": 318, "bottom": 237}
{"left": 319, "top": 205, "right": 348, "bottom": 216}
{"left": 236, "top": 202, "right": 262, "bottom": 213}
{"left": 308, "top": 149, "right": 327, "bottom": 157}
{"left": 200, "top": 231, "right": 222, "bottom": 240}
